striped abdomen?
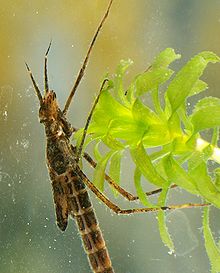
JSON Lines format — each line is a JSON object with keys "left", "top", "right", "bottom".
{"left": 50, "top": 168, "right": 114, "bottom": 273}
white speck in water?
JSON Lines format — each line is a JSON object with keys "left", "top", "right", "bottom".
{"left": 168, "top": 249, "right": 174, "bottom": 255}
{"left": 49, "top": 246, "right": 52, "bottom": 249}
{"left": 1, "top": 171, "right": 16, "bottom": 203}
{"left": 44, "top": 225, "right": 47, "bottom": 228}
{"left": 25, "top": 87, "right": 34, "bottom": 97}
{"left": 1, "top": 214, "right": 7, "bottom": 224}
{"left": 2, "top": 110, "right": 8, "bottom": 120}
{"left": 20, "top": 139, "right": 30, "bottom": 150}
{"left": 68, "top": 260, "right": 72, "bottom": 264}
{"left": 197, "top": 226, "right": 203, "bottom": 233}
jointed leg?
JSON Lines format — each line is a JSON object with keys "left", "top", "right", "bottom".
{"left": 63, "top": 0, "right": 114, "bottom": 114}
{"left": 83, "top": 151, "right": 177, "bottom": 201}
{"left": 75, "top": 79, "right": 109, "bottom": 162}
{"left": 77, "top": 167, "right": 210, "bottom": 215}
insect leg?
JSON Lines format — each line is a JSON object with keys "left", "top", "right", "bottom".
{"left": 63, "top": 0, "right": 114, "bottom": 115}
{"left": 77, "top": 167, "right": 209, "bottom": 215}
{"left": 76, "top": 79, "right": 109, "bottom": 162}
{"left": 83, "top": 151, "right": 178, "bottom": 201}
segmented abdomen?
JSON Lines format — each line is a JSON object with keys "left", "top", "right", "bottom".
{"left": 51, "top": 168, "right": 114, "bottom": 273}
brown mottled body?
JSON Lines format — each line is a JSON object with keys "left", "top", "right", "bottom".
{"left": 26, "top": 2, "right": 116, "bottom": 271}
{"left": 42, "top": 91, "right": 114, "bottom": 273}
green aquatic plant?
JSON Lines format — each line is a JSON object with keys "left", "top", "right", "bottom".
{"left": 75, "top": 48, "right": 220, "bottom": 272}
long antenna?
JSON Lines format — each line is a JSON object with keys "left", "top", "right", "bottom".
{"left": 63, "top": 0, "right": 114, "bottom": 115}
{"left": 25, "top": 62, "right": 43, "bottom": 104}
{"left": 44, "top": 40, "right": 52, "bottom": 93}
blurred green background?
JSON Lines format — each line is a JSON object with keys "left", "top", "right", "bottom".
{"left": 1, "top": 1, "right": 220, "bottom": 272}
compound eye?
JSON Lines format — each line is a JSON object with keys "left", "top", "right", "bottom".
{"left": 39, "top": 106, "right": 47, "bottom": 123}
{"left": 51, "top": 91, "right": 56, "bottom": 99}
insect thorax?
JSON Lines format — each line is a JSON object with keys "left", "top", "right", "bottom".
{"left": 38, "top": 91, "right": 75, "bottom": 174}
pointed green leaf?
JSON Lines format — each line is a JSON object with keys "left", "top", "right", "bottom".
{"left": 93, "top": 151, "right": 115, "bottom": 191}
{"left": 189, "top": 162, "right": 220, "bottom": 208}
{"left": 189, "top": 79, "right": 208, "bottom": 96}
{"left": 107, "top": 118, "right": 146, "bottom": 145}
{"left": 187, "top": 150, "right": 205, "bottom": 171}
{"left": 166, "top": 51, "right": 220, "bottom": 114}
{"left": 132, "top": 99, "right": 171, "bottom": 147}
{"left": 92, "top": 90, "right": 132, "bottom": 131}
{"left": 158, "top": 187, "right": 174, "bottom": 251}
{"left": 130, "top": 142, "right": 168, "bottom": 187}
{"left": 109, "top": 151, "right": 122, "bottom": 196}
{"left": 114, "top": 59, "right": 133, "bottom": 105}
{"left": 132, "top": 98, "right": 161, "bottom": 124}
{"left": 152, "top": 48, "right": 181, "bottom": 69}
{"left": 93, "top": 141, "right": 102, "bottom": 161}
{"left": 103, "top": 134, "right": 125, "bottom": 150}
{"left": 135, "top": 68, "right": 173, "bottom": 97}
{"left": 134, "top": 167, "right": 154, "bottom": 207}
{"left": 203, "top": 207, "right": 220, "bottom": 273}
{"left": 191, "top": 97, "right": 220, "bottom": 134}
{"left": 211, "top": 127, "right": 219, "bottom": 146}
{"left": 214, "top": 168, "right": 220, "bottom": 192}
{"left": 163, "top": 155, "right": 199, "bottom": 194}
{"left": 133, "top": 48, "right": 181, "bottom": 97}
